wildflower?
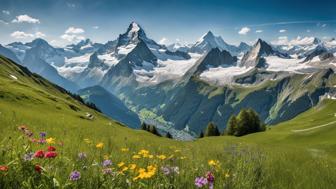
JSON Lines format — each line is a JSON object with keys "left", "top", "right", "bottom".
{"left": 35, "top": 165, "right": 42, "bottom": 173}
{"left": 39, "top": 132, "right": 46, "bottom": 138}
{"left": 44, "top": 151, "right": 57, "bottom": 158}
{"left": 34, "top": 150, "right": 45, "bottom": 158}
{"left": 133, "top": 165, "right": 157, "bottom": 180}
{"left": 180, "top": 156, "right": 187, "bottom": 160}
{"left": 120, "top": 166, "right": 128, "bottom": 173}
{"left": 0, "top": 165, "right": 8, "bottom": 172}
{"left": 129, "top": 164, "right": 137, "bottom": 170}
{"left": 69, "top": 171, "right": 81, "bottom": 181}
{"left": 208, "top": 160, "right": 219, "bottom": 167}
{"left": 207, "top": 172, "right": 215, "bottom": 189}
{"left": 47, "top": 146, "right": 56, "bottom": 151}
{"left": 172, "top": 166, "right": 180, "bottom": 174}
{"left": 138, "top": 149, "right": 149, "bottom": 156}
{"left": 132, "top": 155, "right": 141, "bottom": 159}
{"left": 23, "top": 152, "right": 34, "bottom": 161}
{"left": 121, "top": 147, "right": 129, "bottom": 152}
{"left": 46, "top": 137, "right": 55, "bottom": 144}
{"left": 157, "top": 155, "right": 167, "bottom": 160}
{"left": 38, "top": 139, "right": 46, "bottom": 144}
{"left": 195, "top": 177, "right": 208, "bottom": 188}
{"left": 161, "top": 166, "right": 180, "bottom": 175}
{"left": 102, "top": 168, "right": 113, "bottom": 175}
{"left": 102, "top": 160, "right": 112, "bottom": 167}
{"left": 78, "top": 152, "right": 87, "bottom": 160}
{"left": 117, "top": 162, "right": 125, "bottom": 167}
{"left": 96, "top": 142, "right": 104, "bottom": 149}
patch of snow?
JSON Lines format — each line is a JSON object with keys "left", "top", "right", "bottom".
{"left": 98, "top": 53, "right": 119, "bottom": 66}
{"left": 200, "top": 66, "right": 253, "bottom": 85}
{"left": 57, "top": 53, "right": 92, "bottom": 78}
{"left": 80, "top": 43, "right": 93, "bottom": 50}
{"left": 117, "top": 44, "right": 136, "bottom": 55}
{"left": 134, "top": 53, "right": 202, "bottom": 84}
{"left": 264, "top": 56, "right": 313, "bottom": 73}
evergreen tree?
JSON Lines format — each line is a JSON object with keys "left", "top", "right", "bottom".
{"left": 204, "top": 122, "right": 220, "bottom": 137}
{"left": 225, "top": 115, "right": 238, "bottom": 135}
{"left": 140, "top": 122, "right": 148, "bottom": 131}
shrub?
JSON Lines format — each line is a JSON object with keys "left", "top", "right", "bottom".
{"left": 204, "top": 122, "right": 220, "bottom": 137}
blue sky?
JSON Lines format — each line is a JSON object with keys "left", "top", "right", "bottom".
{"left": 1, "top": 0, "right": 336, "bottom": 46}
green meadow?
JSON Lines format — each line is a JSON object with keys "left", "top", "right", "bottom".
{"left": 0, "top": 57, "right": 336, "bottom": 188}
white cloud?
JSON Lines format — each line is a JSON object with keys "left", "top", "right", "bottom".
{"left": 65, "top": 27, "right": 85, "bottom": 34}
{"left": 238, "top": 27, "right": 250, "bottom": 35}
{"left": 61, "top": 34, "right": 85, "bottom": 43}
{"left": 272, "top": 36, "right": 318, "bottom": 46}
{"left": 321, "top": 24, "right": 327, "bottom": 27}
{"left": 93, "top": 26, "right": 99, "bottom": 29}
{"left": 2, "top": 10, "right": 10, "bottom": 15}
{"left": 255, "top": 30, "right": 263, "bottom": 33}
{"left": 10, "top": 31, "right": 46, "bottom": 39}
{"left": 35, "top": 31, "right": 46, "bottom": 38}
{"left": 159, "top": 37, "right": 168, "bottom": 44}
{"left": 12, "top": 14, "right": 40, "bottom": 24}
{"left": 279, "top": 29, "right": 287, "bottom": 33}
{"left": 61, "top": 26, "right": 86, "bottom": 43}
{"left": 10, "top": 31, "right": 34, "bottom": 39}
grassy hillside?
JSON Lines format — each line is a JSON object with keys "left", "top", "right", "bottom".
{"left": 0, "top": 56, "right": 335, "bottom": 188}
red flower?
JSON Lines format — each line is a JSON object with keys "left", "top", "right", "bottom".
{"left": 47, "top": 146, "right": 56, "bottom": 151}
{"left": 34, "top": 150, "right": 45, "bottom": 158}
{"left": 0, "top": 165, "right": 8, "bottom": 172}
{"left": 44, "top": 151, "right": 57, "bottom": 158}
{"left": 35, "top": 165, "right": 42, "bottom": 173}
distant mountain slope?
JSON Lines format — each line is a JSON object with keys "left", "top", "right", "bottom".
{"left": 0, "top": 44, "right": 21, "bottom": 64}
{"left": 78, "top": 85, "right": 141, "bottom": 128}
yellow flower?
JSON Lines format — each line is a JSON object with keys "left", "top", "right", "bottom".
{"left": 121, "top": 166, "right": 129, "bottom": 172}
{"left": 132, "top": 155, "right": 141, "bottom": 159}
{"left": 118, "top": 162, "right": 125, "bottom": 167}
{"left": 96, "top": 142, "right": 104, "bottom": 149}
{"left": 138, "top": 149, "right": 149, "bottom": 155}
{"left": 46, "top": 137, "right": 55, "bottom": 144}
{"left": 129, "top": 164, "right": 137, "bottom": 170}
{"left": 103, "top": 154, "right": 109, "bottom": 160}
{"left": 133, "top": 165, "right": 157, "bottom": 181}
{"left": 157, "top": 155, "right": 167, "bottom": 160}
{"left": 121, "top": 147, "right": 129, "bottom": 152}
{"left": 208, "top": 159, "right": 219, "bottom": 167}
{"left": 174, "top": 149, "right": 181, "bottom": 153}
{"left": 180, "top": 156, "right": 187, "bottom": 160}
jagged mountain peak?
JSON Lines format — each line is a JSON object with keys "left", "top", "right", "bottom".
{"left": 26, "top": 38, "right": 51, "bottom": 48}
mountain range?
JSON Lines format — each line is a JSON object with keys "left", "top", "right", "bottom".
{"left": 1, "top": 22, "right": 335, "bottom": 135}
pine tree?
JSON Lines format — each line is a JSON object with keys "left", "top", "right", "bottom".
{"left": 140, "top": 122, "right": 148, "bottom": 131}
{"left": 204, "top": 122, "right": 220, "bottom": 137}
{"left": 226, "top": 115, "right": 237, "bottom": 135}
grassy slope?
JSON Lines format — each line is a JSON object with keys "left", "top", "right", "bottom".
{"left": 0, "top": 56, "right": 335, "bottom": 188}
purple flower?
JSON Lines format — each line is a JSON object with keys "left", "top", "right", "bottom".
{"left": 38, "top": 139, "right": 46, "bottom": 144}
{"left": 39, "top": 132, "right": 46, "bottom": 138}
{"left": 69, "top": 171, "right": 81, "bottom": 181}
{"left": 102, "top": 160, "right": 112, "bottom": 167}
{"left": 23, "top": 152, "right": 34, "bottom": 161}
{"left": 195, "top": 177, "right": 208, "bottom": 188}
{"left": 78, "top": 152, "right": 87, "bottom": 160}
{"left": 161, "top": 166, "right": 171, "bottom": 175}
{"left": 207, "top": 172, "right": 215, "bottom": 189}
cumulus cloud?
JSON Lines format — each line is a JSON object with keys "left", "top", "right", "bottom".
{"left": 159, "top": 37, "right": 168, "bottom": 44}
{"left": 61, "top": 26, "right": 86, "bottom": 43}
{"left": 12, "top": 14, "right": 40, "bottom": 24}
{"left": 2, "top": 10, "right": 10, "bottom": 15}
{"left": 255, "top": 30, "right": 263, "bottom": 33}
{"left": 238, "top": 27, "right": 250, "bottom": 35}
{"left": 279, "top": 29, "right": 287, "bottom": 33}
{"left": 272, "top": 36, "right": 318, "bottom": 46}
{"left": 10, "top": 31, "right": 46, "bottom": 39}
{"left": 65, "top": 26, "right": 85, "bottom": 34}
